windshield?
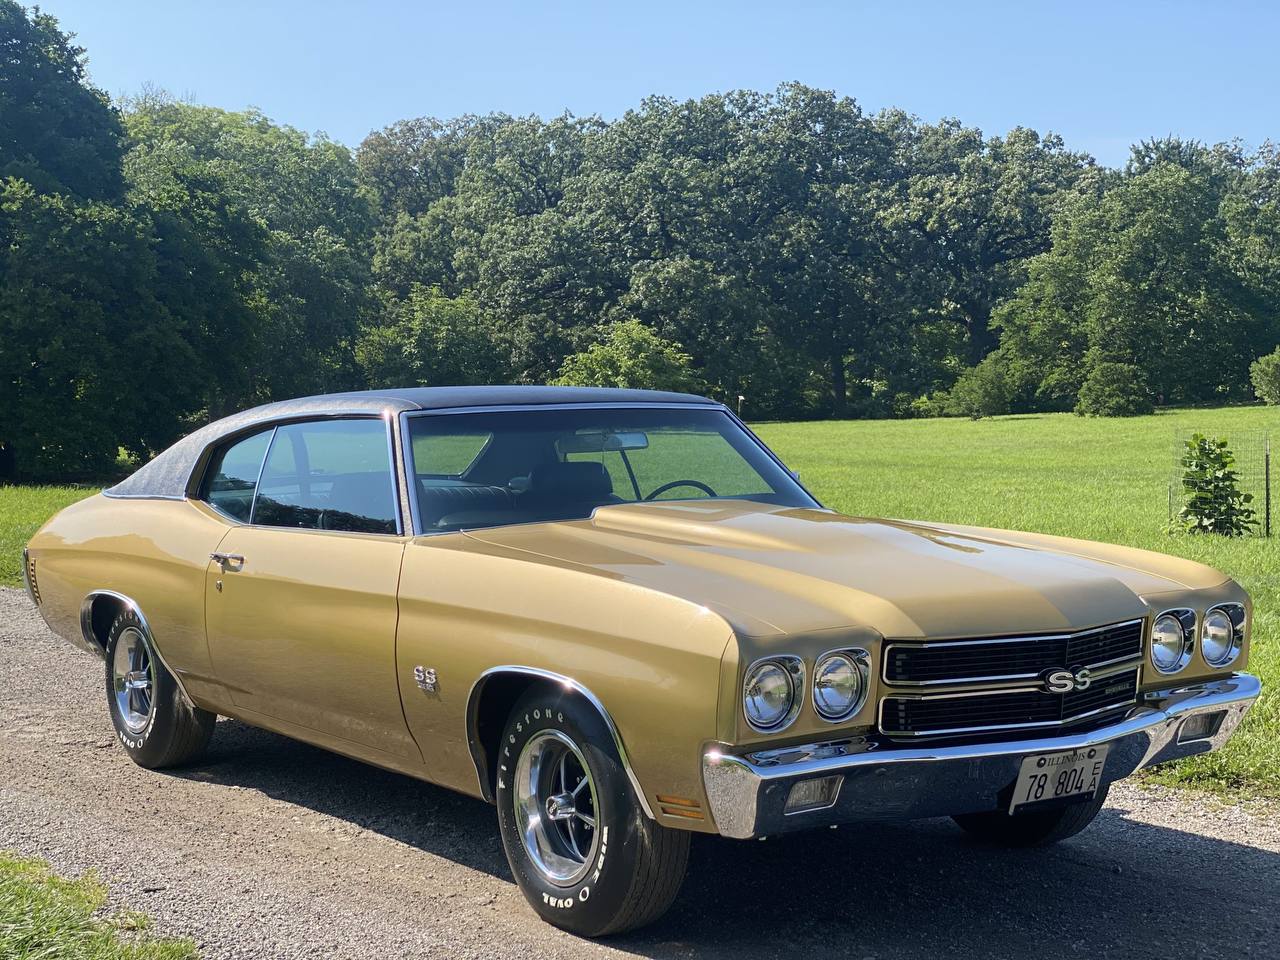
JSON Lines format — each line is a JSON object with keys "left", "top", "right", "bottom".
{"left": 405, "top": 406, "right": 816, "bottom": 532}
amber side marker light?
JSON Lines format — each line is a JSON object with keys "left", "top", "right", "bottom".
{"left": 657, "top": 795, "right": 705, "bottom": 820}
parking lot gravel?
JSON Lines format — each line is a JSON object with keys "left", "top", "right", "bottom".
{"left": 2, "top": 586, "right": 1278, "bottom": 959}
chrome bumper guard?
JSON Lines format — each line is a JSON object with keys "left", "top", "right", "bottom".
{"left": 702, "top": 673, "right": 1260, "bottom": 839}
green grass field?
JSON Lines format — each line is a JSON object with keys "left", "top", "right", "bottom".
{"left": 2, "top": 404, "right": 1277, "bottom": 798}
{"left": 0, "top": 853, "right": 195, "bottom": 960}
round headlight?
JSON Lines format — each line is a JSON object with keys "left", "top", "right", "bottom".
{"left": 813, "top": 652, "right": 866, "bottom": 720}
{"left": 1201, "top": 608, "right": 1237, "bottom": 666}
{"left": 743, "top": 660, "right": 795, "bottom": 731}
{"left": 1151, "top": 612, "right": 1190, "bottom": 673}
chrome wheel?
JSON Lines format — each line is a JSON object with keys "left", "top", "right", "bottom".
{"left": 513, "top": 729, "right": 599, "bottom": 886}
{"left": 111, "top": 626, "right": 154, "bottom": 734}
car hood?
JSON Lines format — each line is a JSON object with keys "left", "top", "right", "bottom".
{"left": 462, "top": 500, "right": 1230, "bottom": 639}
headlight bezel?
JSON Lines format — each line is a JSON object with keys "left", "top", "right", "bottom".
{"left": 1201, "top": 603, "right": 1246, "bottom": 668}
{"left": 812, "top": 648, "right": 872, "bottom": 722}
{"left": 742, "top": 655, "right": 804, "bottom": 733}
{"left": 1150, "top": 608, "right": 1196, "bottom": 674}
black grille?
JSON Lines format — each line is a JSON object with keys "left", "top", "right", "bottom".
{"left": 884, "top": 620, "right": 1143, "bottom": 685}
{"left": 881, "top": 669, "right": 1139, "bottom": 737}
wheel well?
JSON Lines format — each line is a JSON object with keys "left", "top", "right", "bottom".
{"left": 83, "top": 593, "right": 126, "bottom": 653}
{"left": 470, "top": 672, "right": 545, "bottom": 802}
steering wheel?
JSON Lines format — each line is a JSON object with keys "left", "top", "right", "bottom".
{"left": 643, "top": 479, "right": 718, "bottom": 501}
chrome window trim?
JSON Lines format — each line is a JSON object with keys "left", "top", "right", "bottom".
{"left": 878, "top": 661, "right": 1140, "bottom": 738}
{"left": 812, "top": 647, "right": 872, "bottom": 722}
{"left": 1151, "top": 608, "right": 1196, "bottom": 675}
{"left": 1202, "top": 603, "right": 1246, "bottom": 668}
{"left": 742, "top": 655, "right": 805, "bottom": 734}
{"left": 464, "top": 665, "right": 655, "bottom": 820}
{"left": 399, "top": 411, "right": 424, "bottom": 536}
{"left": 882, "top": 618, "right": 1146, "bottom": 687}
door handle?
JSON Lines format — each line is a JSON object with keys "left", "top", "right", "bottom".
{"left": 210, "top": 552, "right": 245, "bottom": 567}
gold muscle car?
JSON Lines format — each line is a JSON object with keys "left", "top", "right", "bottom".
{"left": 23, "top": 386, "right": 1261, "bottom": 935}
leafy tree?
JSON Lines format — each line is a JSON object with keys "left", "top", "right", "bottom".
{"left": 0, "top": 0, "right": 124, "bottom": 200}
{"left": 885, "top": 119, "right": 1099, "bottom": 363}
{"left": 0, "top": 180, "right": 202, "bottom": 477}
{"left": 996, "top": 143, "right": 1274, "bottom": 413}
{"left": 124, "top": 97, "right": 378, "bottom": 402}
{"left": 552, "top": 320, "right": 702, "bottom": 392}
{"left": 356, "top": 285, "right": 511, "bottom": 388}
{"left": 1074, "top": 361, "right": 1154, "bottom": 417}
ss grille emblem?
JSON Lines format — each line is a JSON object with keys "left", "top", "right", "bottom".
{"left": 1043, "top": 667, "right": 1092, "bottom": 695}
{"left": 413, "top": 665, "right": 438, "bottom": 692}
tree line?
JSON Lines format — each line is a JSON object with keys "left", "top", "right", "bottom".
{"left": 2, "top": 1, "right": 1279, "bottom": 480}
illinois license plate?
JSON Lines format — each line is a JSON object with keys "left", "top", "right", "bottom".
{"left": 1009, "top": 745, "right": 1109, "bottom": 813}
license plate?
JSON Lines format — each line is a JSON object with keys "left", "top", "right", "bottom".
{"left": 1009, "top": 745, "right": 1109, "bottom": 813}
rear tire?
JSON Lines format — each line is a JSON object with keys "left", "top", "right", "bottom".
{"left": 104, "top": 607, "right": 215, "bottom": 769}
{"left": 494, "top": 685, "right": 690, "bottom": 936}
{"left": 952, "top": 784, "right": 1110, "bottom": 847}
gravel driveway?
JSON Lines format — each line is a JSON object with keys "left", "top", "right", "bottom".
{"left": 2, "top": 586, "right": 1278, "bottom": 959}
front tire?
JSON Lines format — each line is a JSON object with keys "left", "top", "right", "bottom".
{"left": 952, "top": 784, "right": 1110, "bottom": 847}
{"left": 104, "top": 607, "right": 215, "bottom": 768}
{"left": 495, "top": 686, "right": 690, "bottom": 936}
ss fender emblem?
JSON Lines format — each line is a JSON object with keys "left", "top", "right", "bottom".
{"left": 1043, "top": 667, "right": 1092, "bottom": 694}
{"left": 413, "top": 665, "right": 438, "bottom": 692}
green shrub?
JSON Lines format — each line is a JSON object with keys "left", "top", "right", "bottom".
{"left": 1074, "top": 362, "right": 1154, "bottom": 417}
{"left": 1176, "top": 433, "right": 1257, "bottom": 536}
{"left": 1249, "top": 347, "right": 1280, "bottom": 404}
{"left": 907, "top": 393, "right": 951, "bottom": 419}
{"left": 944, "top": 356, "right": 1011, "bottom": 420}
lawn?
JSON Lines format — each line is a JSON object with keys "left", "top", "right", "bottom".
{"left": 0, "top": 853, "right": 195, "bottom": 959}
{"left": 2, "top": 404, "right": 1277, "bottom": 798}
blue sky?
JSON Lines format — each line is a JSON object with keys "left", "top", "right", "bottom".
{"left": 45, "top": 0, "right": 1279, "bottom": 167}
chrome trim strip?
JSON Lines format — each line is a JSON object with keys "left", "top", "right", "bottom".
{"left": 399, "top": 411, "right": 424, "bottom": 536}
{"left": 78, "top": 590, "right": 195, "bottom": 703}
{"left": 20, "top": 548, "right": 38, "bottom": 606}
{"left": 464, "top": 665, "right": 655, "bottom": 820}
{"left": 381, "top": 411, "right": 406, "bottom": 537}
{"left": 878, "top": 662, "right": 1140, "bottom": 738}
{"left": 404, "top": 401, "right": 721, "bottom": 417}
{"left": 882, "top": 618, "right": 1146, "bottom": 687}
{"left": 703, "top": 673, "right": 1260, "bottom": 838}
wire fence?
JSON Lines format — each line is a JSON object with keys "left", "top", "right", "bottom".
{"left": 1169, "top": 430, "right": 1272, "bottom": 536}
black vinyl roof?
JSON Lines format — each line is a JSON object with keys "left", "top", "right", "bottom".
{"left": 106, "top": 386, "right": 719, "bottom": 500}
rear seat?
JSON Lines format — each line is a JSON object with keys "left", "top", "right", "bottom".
{"left": 418, "top": 481, "right": 515, "bottom": 528}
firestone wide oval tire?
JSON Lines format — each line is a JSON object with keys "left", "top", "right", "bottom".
{"left": 952, "top": 784, "right": 1110, "bottom": 847}
{"left": 495, "top": 685, "right": 690, "bottom": 937}
{"left": 104, "top": 607, "right": 215, "bottom": 769}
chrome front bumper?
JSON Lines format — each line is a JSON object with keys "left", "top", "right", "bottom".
{"left": 702, "top": 673, "right": 1260, "bottom": 839}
